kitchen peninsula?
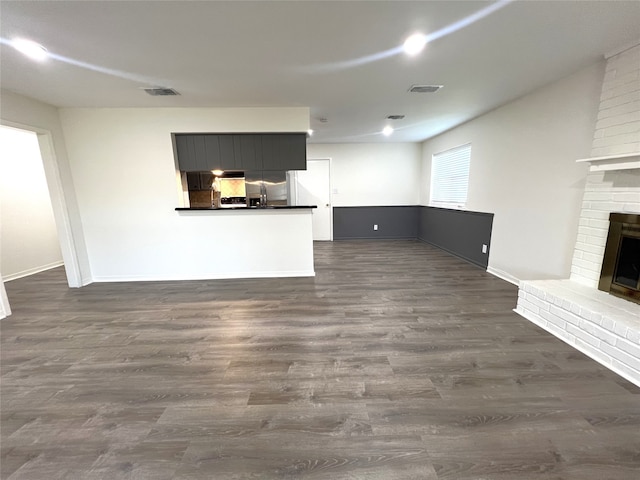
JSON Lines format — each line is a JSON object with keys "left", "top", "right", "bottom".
{"left": 174, "top": 206, "right": 316, "bottom": 279}
{"left": 173, "top": 131, "right": 317, "bottom": 280}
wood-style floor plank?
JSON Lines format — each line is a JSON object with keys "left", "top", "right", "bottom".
{"left": 2, "top": 240, "right": 639, "bottom": 479}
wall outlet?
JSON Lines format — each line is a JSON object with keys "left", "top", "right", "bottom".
{"left": 482, "top": 244, "right": 488, "bottom": 254}
{"left": 373, "top": 224, "right": 378, "bottom": 231}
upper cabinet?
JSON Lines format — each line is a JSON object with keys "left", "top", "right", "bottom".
{"left": 175, "top": 134, "right": 217, "bottom": 171}
{"left": 174, "top": 133, "right": 306, "bottom": 172}
{"left": 186, "top": 171, "right": 214, "bottom": 191}
{"left": 174, "top": 135, "right": 198, "bottom": 171}
{"left": 218, "top": 135, "right": 240, "bottom": 170}
{"left": 262, "top": 134, "right": 306, "bottom": 171}
{"left": 234, "top": 134, "right": 263, "bottom": 171}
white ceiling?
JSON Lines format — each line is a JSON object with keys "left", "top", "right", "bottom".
{"left": 1, "top": 0, "right": 639, "bottom": 143}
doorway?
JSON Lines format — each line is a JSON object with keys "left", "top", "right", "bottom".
{"left": 1, "top": 126, "right": 63, "bottom": 279}
{"left": 0, "top": 123, "right": 83, "bottom": 318}
{"left": 295, "top": 159, "right": 332, "bottom": 241}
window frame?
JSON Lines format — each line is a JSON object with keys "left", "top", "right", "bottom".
{"left": 429, "top": 143, "right": 471, "bottom": 210}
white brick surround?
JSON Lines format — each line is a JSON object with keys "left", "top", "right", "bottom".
{"left": 516, "top": 42, "right": 640, "bottom": 387}
{"left": 591, "top": 44, "right": 640, "bottom": 158}
{"left": 571, "top": 43, "right": 640, "bottom": 287}
{"left": 517, "top": 280, "right": 640, "bottom": 385}
{"left": 570, "top": 169, "right": 640, "bottom": 287}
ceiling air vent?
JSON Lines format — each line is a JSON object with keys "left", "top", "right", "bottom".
{"left": 143, "top": 87, "right": 180, "bottom": 96}
{"left": 387, "top": 115, "right": 405, "bottom": 120}
{"left": 408, "top": 85, "right": 443, "bottom": 93}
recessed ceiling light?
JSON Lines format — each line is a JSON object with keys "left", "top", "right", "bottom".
{"left": 382, "top": 126, "right": 394, "bottom": 136}
{"left": 11, "top": 38, "right": 48, "bottom": 61}
{"left": 403, "top": 33, "right": 427, "bottom": 56}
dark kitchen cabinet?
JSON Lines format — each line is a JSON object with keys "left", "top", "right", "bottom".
{"left": 218, "top": 135, "right": 239, "bottom": 170}
{"left": 186, "top": 172, "right": 201, "bottom": 190}
{"left": 175, "top": 132, "right": 306, "bottom": 172}
{"left": 186, "top": 172, "right": 214, "bottom": 190}
{"left": 175, "top": 135, "right": 197, "bottom": 171}
{"left": 177, "top": 134, "right": 226, "bottom": 171}
{"left": 191, "top": 135, "right": 208, "bottom": 170}
{"left": 261, "top": 135, "right": 278, "bottom": 170}
{"left": 175, "top": 134, "right": 211, "bottom": 171}
{"left": 234, "top": 134, "right": 263, "bottom": 171}
{"left": 203, "top": 135, "right": 222, "bottom": 169}
{"left": 286, "top": 134, "right": 307, "bottom": 170}
{"left": 262, "top": 133, "right": 306, "bottom": 170}
{"left": 199, "top": 172, "right": 214, "bottom": 190}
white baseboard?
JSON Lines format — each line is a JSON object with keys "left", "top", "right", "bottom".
{"left": 91, "top": 270, "right": 316, "bottom": 282}
{"left": 3, "top": 261, "right": 64, "bottom": 282}
{"left": 487, "top": 266, "right": 520, "bottom": 285}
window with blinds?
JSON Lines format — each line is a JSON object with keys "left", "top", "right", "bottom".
{"left": 429, "top": 143, "right": 471, "bottom": 209}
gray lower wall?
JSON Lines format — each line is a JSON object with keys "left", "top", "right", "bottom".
{"left": 333, "top": 205, "right": 494, "bottom": 269}
{"left": 418, "top": 206, "right": 493, "bottom": 269}
{"left": 333, "top": 206, "right": 419, "bottom": 240}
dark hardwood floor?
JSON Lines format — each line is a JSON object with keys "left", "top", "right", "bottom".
{"left": 2, "top": 240, "right": 639, "bottom": 479}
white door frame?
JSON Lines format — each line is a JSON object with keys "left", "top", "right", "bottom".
{"left": 1, "top": 121, "right": 84, "bottom": 319}
{"left": 295, "top": 158, "right": 333, "bottom": 241}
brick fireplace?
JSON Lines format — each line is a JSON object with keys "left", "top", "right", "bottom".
{"left": 515, "top": 42, "right": 640, "bottom": 387}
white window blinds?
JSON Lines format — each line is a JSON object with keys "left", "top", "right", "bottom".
{"left": 430, "top": 143, "right": 471, "bottom": 209}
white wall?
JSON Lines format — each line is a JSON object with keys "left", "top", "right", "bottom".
{"left": 306, "top": 143, "right": 421, "bottom": 206}
{"left": 420, "top": 62, "right": 605, "bottom": 282}
{"left": 58, "top": 107, "right": 310, "bottom": 281}
{"left": 1, "top": 126, "right": 63, "bottom": 280}
{"left": 0, "top": 89, "right": 91, "bottom": 286}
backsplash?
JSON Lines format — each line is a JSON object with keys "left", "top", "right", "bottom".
{"left": 218, "top": 178, "right": 246, "bottom": 198}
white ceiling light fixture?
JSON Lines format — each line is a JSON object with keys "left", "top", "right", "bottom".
{"left": 307, "top": 129, "right": 314, "bottom": 136}
{"left": 403, "top": 33, "right": 427, "bottom": 56}
{"left": 382, "top": 125, "right": 394, "bottom": 136}
{"left": 11, "top": 38, "right": 48, "bottom": 61}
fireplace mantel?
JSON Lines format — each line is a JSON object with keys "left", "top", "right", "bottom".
{"left": 576, "top": 152, "right": 640, "bottom": 172}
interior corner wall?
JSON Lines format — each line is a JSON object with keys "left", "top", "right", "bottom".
{"left": 0, "top": 127, "right": 63, "bottom": 280}
{"left": 420, "top": 61, "right": 606, "bottom": 282}
{"left": 0, "top": 89, "right": 92, "bottom": 286}
{"left": 306, "top": 143, "right": 421, "bottom": 206}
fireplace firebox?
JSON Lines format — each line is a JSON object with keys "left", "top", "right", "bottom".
{"left": 599, "top": 212, "right": 640, "bottom": 304}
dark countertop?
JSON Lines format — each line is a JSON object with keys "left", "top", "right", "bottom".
{"left": 176, "top": 205, "right": 317, "bottom": 211}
